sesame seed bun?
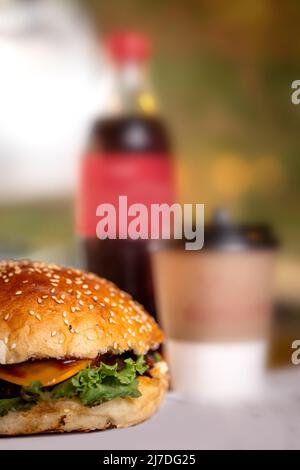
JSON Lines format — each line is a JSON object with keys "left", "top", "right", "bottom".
{"left": 0, "top": 260, "right": 164, "bottom": 364}
{"left": 0, "top": 362, "right": 168, "bottom": 435}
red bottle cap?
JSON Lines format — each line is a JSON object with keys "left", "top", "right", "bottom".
{"left": 106, "top": 32, "right": 151, "bottom": 63}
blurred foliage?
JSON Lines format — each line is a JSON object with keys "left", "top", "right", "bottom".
{"left": 82, "top": 0, "right": 300, "bottom": 254}
{"left": 0, "top": 199, "right": 75, "bottom": 258}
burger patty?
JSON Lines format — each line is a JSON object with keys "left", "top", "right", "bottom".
{"left": 0, "top": 380, "right": 21, "bottom": 399}
{"left": 0, "top": 350, "right": 162, "bottom": 399}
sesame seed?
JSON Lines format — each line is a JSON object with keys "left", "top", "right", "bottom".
{"left": 4, "top": 313, "right": 9, "bottom": 321}
{"left": 66, "top": 279, "right": 72, "bottom": 285}
{"left": 123, "top": 333, "right": 128, "bottom": 339}
{"left": 63, "top": 312, "right": 67, "bottom": 318}
{"left": 29, "top": 310, "right": 35, "bottom": 316}
{"left": 42, "top": 295, "right": 48, "bottom": 299}
{"left": 78, "top": 300, "right": 84, "bottom": 306}
{"left": 109, "top": 318, "right": 116, "bottom": 324}
{"left": 111, "top": 302, "right": 117, "bottom": 307}
{"left": 4, "top": 279, "right": 9, "bottom": 283}
{"left": 75, "top": 328, "right": 80, "bottom": 334}
{"left": 89, "top": 304, "right": 94, "bottom": 310}
{"left": 94, "top": 284, "right": 100, "bottom": 290}
{"left": 15, "top": 290, "right": 22, "bottom": 295}
{"left": 64, "top": 408, "right": 70, "bottom": 413}
{"left": 37, "top": 298, "right": 42, "bottom": 304}
{"left": 64, "top": 319, "right": 69, "bottom": 326}
{"left": 4, "top": 337, "right": 8, "bottom": 344}
{"left": 92, "top": 296, "right": 98, "bottom": 302}
{"left": 51, "top": 331, "right": 57, "bottom": 337}
{"left": 11, "top": 343, "right": 16, "bottom": 350}
{"left": 71, "top": 307, "right": 76, "bottom": 313}
{"left": 87, "top": 335, "right": 94, "bottom": 341}
{"left": 36, "top": 314, "right": 41, "bottom": 321}
{"left": 82, "top": 284, "right": 88, "bottom": 289}
{"left": 50, "top": 288, "right": 55, "bottom": 293}
{"left": 59, "top": 339, "right": 64, "bottom": 344}
{"left": 22, "top": 280, "right": 29, "bottom": 284}
{"left": 110, "top": 311, "right": 115, "bottom": 317}
{"left": 113, "top": 342, "right": 118, "bottom": 349}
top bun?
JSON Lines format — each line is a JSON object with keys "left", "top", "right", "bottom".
{"left": 0, "top": 260, "right": 163, "bottom": 364}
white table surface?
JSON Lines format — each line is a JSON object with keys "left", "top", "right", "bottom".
{"left": 1, "top": 367, "right": 300, "bottom": 450}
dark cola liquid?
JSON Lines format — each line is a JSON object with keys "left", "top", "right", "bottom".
{"left": 79, "top": 115, "right": 173, "bottom": 318}
{"left": 91, "top": 116, "right": 170, "bottom": 154}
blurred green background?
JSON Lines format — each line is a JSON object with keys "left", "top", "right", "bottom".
{"left": 85, "top": 0, "right": 300, "bottom": 257}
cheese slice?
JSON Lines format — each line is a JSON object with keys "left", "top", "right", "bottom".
{"left": 0, "top": 359, "right": 91, "bottom": 387}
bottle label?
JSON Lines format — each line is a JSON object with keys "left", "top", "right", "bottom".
{"left": 77, "top": 153, "right": 175, "bottom": 237}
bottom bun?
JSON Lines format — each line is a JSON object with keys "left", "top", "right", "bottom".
{"left": 0, "top": 363, "right": 168, "bottom": 436}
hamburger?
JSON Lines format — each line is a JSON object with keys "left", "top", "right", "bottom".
{"left": 0, "top": 260, "right": 168, "bottom": 435}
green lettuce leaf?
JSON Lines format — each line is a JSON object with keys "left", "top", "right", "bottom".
{"left": 51, "top": 377, "right": 77, "bottom": 400}
{"left": 153, "top": 352, "right": 162, "bottom": 363}
{"left": 21, "top": 380, "right": 53, "bottom": 402}
{"left": 0, "top": 397, "right": 33, "bottom": 417}
{"left": 135, "top": 355, "right": 149, "bottom": 374}
{"left": 52, "top": 355, "right": 148, "bottom": 406}
{"left": 0, "top": 355, "right": 148, "bottom": 415}
{"left": 0, "top": 381, "right": 45, "bottom": 417}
